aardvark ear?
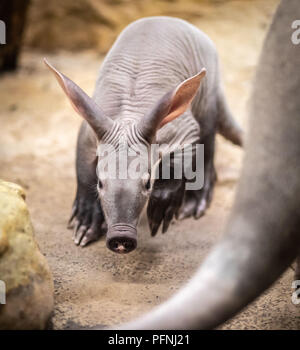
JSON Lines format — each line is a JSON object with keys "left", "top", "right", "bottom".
{"left": 44, "top": 58, "right": 113, "bottom": 139}
{"left": 138, "top": 69, "right": 206, "bottom": 139}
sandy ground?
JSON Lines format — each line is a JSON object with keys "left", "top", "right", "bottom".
{"left": 0, "top": 0, "right": 299, "bottom": 329}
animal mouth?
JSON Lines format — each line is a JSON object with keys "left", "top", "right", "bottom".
{"left": 106, "top": 223, "right": 137, "bottom": 254}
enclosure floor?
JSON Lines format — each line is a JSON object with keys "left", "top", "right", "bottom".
{"left": 1, "top": 0, "right": 299, "bottom": 330}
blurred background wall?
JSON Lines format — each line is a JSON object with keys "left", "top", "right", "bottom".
{"left": 0, "top": 0, "right": 278, "bottom": 72}
{"left": 24, "top": 0, "right": 253, "bottom": 53}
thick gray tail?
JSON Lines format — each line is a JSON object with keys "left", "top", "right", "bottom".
{"left": 217, "top": 89, "right": 243, "bottom": 147}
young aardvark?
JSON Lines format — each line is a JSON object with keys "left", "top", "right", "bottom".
{"left": 45, "top": 17, "right": 242, "bottom": 253}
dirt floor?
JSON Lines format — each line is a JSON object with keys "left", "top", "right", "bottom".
{"left": 1, "top": 0, "right": 299, "bottom": 329}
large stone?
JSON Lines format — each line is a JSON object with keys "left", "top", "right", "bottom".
{"left": 0, "top": 180, "right": 54, "bottom": 330}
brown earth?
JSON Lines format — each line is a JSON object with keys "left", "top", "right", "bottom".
{"left": 1, "top": 0, "right": 299, "bottom": 329}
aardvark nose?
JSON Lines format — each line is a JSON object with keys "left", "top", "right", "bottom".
{"left": 106, "top": 223, "right": 137, "bottom": 254}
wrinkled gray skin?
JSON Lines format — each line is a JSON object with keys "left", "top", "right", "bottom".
{"left": 45, "top": 17, "right": 242, "bottom": 253}
{"left": 117, "top": 0, "right": 300, "bottom": 328}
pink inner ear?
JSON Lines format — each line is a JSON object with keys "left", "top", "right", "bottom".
{"left": 68, "top": 96, "right": 82, "bottom": 116}
{"left": 159, "top": 105, "right": 187, "bottom": 127}
{"left": 45, "top": 58, "right": 91, "bottom": 118}
{"left": 56, "top": 74, "right": 84, "bottom": 117}
{"left": 159, "top": 69, "right": 206, "bottom": 128}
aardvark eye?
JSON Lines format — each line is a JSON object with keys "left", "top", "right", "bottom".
{"left": 98, "top": 180, "right": 103, "bottom": 190}
{"left": 145, "top": 177, "right": 151, "bottom": 190}
{"left": 142, "top": 173, "right": 151, "bottom": 191}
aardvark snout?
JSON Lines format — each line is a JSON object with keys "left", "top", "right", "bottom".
{"left": 106, "top": 223, "right": 137, "bottom": 254}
